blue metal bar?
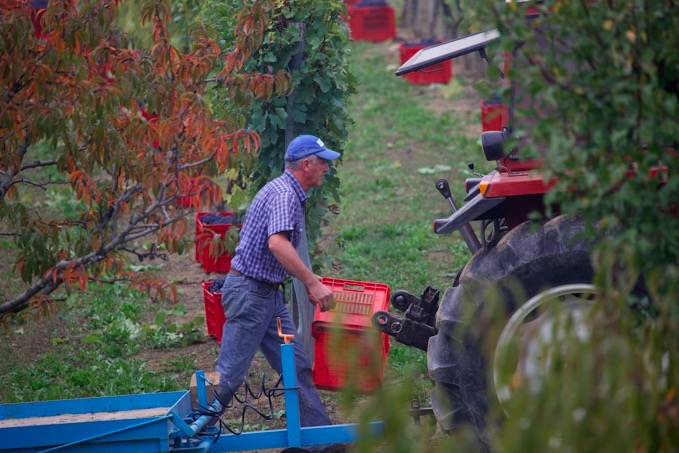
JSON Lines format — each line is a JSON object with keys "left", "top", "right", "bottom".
{"left": 281, "top": 342, "right": 302, "bottom": 449}
{"left": 170, "top": 398, "right": 222, "bottom": 439}
{"left": 169, "top": 411, "right": 197, "bottom": 438}
{"left": 300, "top": 421, "right": 384, "bottom": 446}
{"left": 0, "top": 391, "right": 186, "bottom": 420}
{"left": 188, "top": 399, "right": 222, "bottom": 436}
{"left": 195, "top": 371, "right": 209, "bottom": 408}
{"left": 37, "top": 414, "right": 173, "bottom": 452}
{"left": 206, "top": 340, "right": 385, "bottom": 452}
{"left": 209, "top": 421, "right": 385, "bottom": 452}
{"left": 0, "top": 340, "right": 384, "bottom": 453}
{"left": 171, "top": 439, "right": 213, "bottom": 453}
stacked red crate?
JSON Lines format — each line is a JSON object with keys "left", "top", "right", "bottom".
{"left": 202, "top": 281, "right": 226, "bottom": 343}
{"left": 312, "top": 278, "right": 391, "bottom": 392}
{"left": 346, "top": 4, "right": 396, "bottom": 42}
{"left": 399, "top": 41, "right": 453, "bottom": 85}
{"left": 195, "top": 212, "right": 237, "bottom": 273}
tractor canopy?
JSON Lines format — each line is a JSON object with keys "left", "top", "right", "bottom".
{"left": 396, "top": 29, "right": 500, "bottom": 76}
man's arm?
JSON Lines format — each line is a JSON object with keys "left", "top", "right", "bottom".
{"left": 268, "top": 232, "right": 335, "bottom": 312}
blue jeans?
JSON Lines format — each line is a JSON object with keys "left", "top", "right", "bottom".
{"left": 216, "top": 273, "right": 332, "bottom": 428}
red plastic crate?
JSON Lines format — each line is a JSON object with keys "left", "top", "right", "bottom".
{"left": 346, "top": 5, "right": 396, "bottom": 42}
{"left": 399, "top": 42, "right": 453, "bottom": 85}
{"left": 481, "top": 99, "right": 508, "bottom": 132}
{"left": 312, "top": 323, "right": 390, "bottom": 393}
{"left": 312, "top": 278, "right": 391, "bottom": 392}
{"left": 202, "top": 281, "right": 226, "bottom": 343}
{"left": 195, "top": 212, "right": 236, "bottom": 273}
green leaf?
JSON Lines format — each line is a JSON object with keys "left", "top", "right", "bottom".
{"left": 154, "top": 310, "right": 167, "bottom": 326}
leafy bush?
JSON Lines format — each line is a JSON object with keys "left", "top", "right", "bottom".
{"left": 474, "top": 1, "right": 679, "bottom": 449}
{"left": 202, "top": 0, "right": 356, "bottom": 250}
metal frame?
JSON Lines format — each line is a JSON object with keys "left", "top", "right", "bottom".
{"left": 0, "top": 341, "right": 383, "bottom": 452}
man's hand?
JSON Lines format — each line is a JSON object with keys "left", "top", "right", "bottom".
{"left": 307, "top": 276, "right": 336, "bottom": 312}
{"left": 268, "top": 233, "right": 336, "bottom": 312}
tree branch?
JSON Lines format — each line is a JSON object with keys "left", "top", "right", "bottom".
{"left": 0, "top": 271, "right": 62, "bottom": 314}
{"left": 20, "top": 159, "right": 57, "bottom": 171}
{"left": 0, "top": 137, "right": 29, "bottom": 201}
{"left": 121, "top": 246, "right": 169, "bottom": 262}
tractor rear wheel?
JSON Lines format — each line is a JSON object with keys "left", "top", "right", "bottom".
{"left": 427, "top": 215, "right": 597, "bottom": 436}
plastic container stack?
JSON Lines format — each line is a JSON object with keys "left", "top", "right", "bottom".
{"left": 398, "top": 40, "right": 453, "bottom": 85}
{"left": 312, "top": 277, "right": 391, "bottom": 392}
{"left": 202, "top": 280, "right": 226, "bottom": 343}
{"left": 195, "top": 212, "right": 238, "bottom": 273}
{"left": 346, "top": 1, "right": 396, "bottom": 42}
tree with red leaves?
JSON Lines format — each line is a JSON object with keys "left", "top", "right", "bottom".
{"left": 0, "top": 0, "right": 292, "bottom": 315}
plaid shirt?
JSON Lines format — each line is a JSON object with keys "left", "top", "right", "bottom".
{"left": 231, "top": 171, "right": 307, "bottom": 284}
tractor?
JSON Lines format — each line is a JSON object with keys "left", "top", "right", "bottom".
{"left": 371, "top": 8, "right": 670, "bottom": 439}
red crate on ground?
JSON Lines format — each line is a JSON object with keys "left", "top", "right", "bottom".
{"left": 399, "top": 41, "right": 453, "bottom": 85}
{"left": 346, "top": 5, "right": 396, "bottom": 42}
{"left": 195, "top": 212, "right": 237, "bottom": 273}
{"left": 312, "top": 278, "right": 391, "bottom": 392}
{"left": 202, "top": 281, "right": 226, "bottom": 343}
{"left": 481, "top": 99, "right": 508, "bottom": 132}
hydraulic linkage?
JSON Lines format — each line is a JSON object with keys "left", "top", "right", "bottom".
{"left": 372, "top": 286, "right": 440, "bottom": 351}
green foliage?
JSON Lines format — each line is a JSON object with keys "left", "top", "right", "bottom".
{"left": 203, "top": 0, "right": 356, "bottom": 248}
{"left": 0, "top": 283, "right": 199, "bottom": 403}
{"left": 489, "top": 274, "right": 679, "bottom": 451}
{"left": 467, "top": 1, "right": 679, "bottom": 450}
{"left": 492, "top": 0, "right": 679, "bottom": 270}
{"left": 118, "top": 0, "right": 204, "bottom": 51}
{"left": 79, "top": 287, "right": 205, "bottom": 351}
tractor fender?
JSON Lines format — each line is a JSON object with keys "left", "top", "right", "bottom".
{"left": 433, "top": 193, "right": 505, "bottom": 235}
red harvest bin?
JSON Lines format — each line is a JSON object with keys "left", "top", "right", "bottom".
{"left": 399, "top": 42, "right": 453, "bottom": 85}
{"left": 312, "top": 278, "right": 391, "bottom": 392}
{"left": 481, "top": 99, "right": 508, "bottom": 132}
{"left": 346, "top": 5, "right": 396, "bottom": 42}
{"left": 195, "top": 212, "right": 237, "bottom": 273}
{"left": 202, "top": 281, "right": 226, "bottom": 343}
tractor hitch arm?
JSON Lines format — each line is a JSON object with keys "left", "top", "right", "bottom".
{"left": 372, "top": 286, "right": 440, "bottom": 351}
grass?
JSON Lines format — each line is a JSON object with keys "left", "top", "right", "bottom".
{"left": 321, "top": 41, "right": 487, "bottom": 403}
{"left": 0, "top": 283, "right": 203, "bottom": 403}
{"left": 324, "top": 41, "right": 482, "bottom": 289}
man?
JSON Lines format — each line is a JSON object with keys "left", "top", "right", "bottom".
{"left": 214, "top": 135, "right": 343, "bottom": 452}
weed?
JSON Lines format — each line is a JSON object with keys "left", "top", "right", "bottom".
{"left": 0, "top": 282, "right": 196, "bottom": 402}
{"left": 159, "top": 353, "right": 197, "bottom": 373}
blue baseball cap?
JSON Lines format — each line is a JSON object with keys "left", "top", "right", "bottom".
{"left": 285, "top": 135, "right": 341, "bottom": 162}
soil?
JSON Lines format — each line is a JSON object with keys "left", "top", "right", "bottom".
{"left": 135, "top": 251, "right": 226, "bottom": 376}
